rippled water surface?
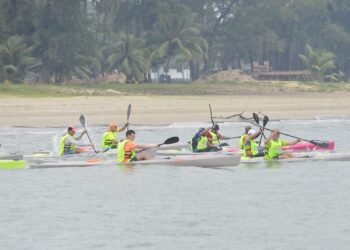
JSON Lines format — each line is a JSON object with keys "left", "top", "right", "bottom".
{"left": 1, "top": 119, "right": 350, "bottom": 250}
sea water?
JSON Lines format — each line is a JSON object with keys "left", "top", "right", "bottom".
{"left": 1, "top": 119, "right": 350, "bottom": 250}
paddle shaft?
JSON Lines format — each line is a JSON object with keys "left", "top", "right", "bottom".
{"left": 245, "top": 120, "right": 327, "bottom": 147}
{"left": 209, "top": 104, "right": 222, "bottom": 150}
{"left": 127, "top": 104, "right": 131, "bottom": 130}
{"left": 85, "top": 128, "right": 98, "bottom": 153}
{"left": 79, "top": 115, "right": 97, "bottom": 153}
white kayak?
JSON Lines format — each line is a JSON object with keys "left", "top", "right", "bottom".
{"left": 241, "top": 152, "right": 350, "bottom": 163}
{"left": 29, "top": 154, "right": 241, "bottom": 169}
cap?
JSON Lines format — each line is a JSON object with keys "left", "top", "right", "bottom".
{"left": 248, "top": 129, "right": 256, "bottom": 135}
{"left": 198, "top": 127, "right": 205, "bottom": 132}
{"left": 213, "top": 124, "right": 219, "bottom": 131}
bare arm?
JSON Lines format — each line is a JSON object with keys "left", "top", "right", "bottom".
{"left": 118, "top": 123, "right": 129, "bottom": 132}
{"left": 74, "top": 131, "right": 86, "bottom": 140}
{"left": 135, "top": 143, "right": 159, "bottom": 150}
{"left": 66, "top": 136, "right": 91, "bottom": 147}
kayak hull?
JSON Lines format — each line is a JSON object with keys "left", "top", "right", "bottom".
{"left": 0, "top": 160, "right": 26, "bottom": 170}
{"left": 29, "top": 154, "right": 241, "bottom": 169}
{"left": 241, "top": 152, "right": 350, "bottom": 163}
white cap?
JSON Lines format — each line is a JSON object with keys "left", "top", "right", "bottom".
{"left": 248, "top": 129, "right": 256, "bottom": 135}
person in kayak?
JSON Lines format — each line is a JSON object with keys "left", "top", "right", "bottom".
{"left": 243, "top": 128, "right": 265, "bottom": 158}
{"left": 118, "top": 130, "right": 159, "bottom": 163}
{"left": 191, "top": 128, "right": 215, "bottom": 152}
{"left": 239, "top": 126, "right": 252, "bottom": 149}
{"left": 264, "top": 129, "right": 302, "bottom": 160}
{"left": 59, "top": 127, "right": 93, "bottom": 156}
{"left": 205, "top": 124, "right": 232, "bottom": 147}
{"left": 101, "top": 122, "right": 129, "bottom": 151}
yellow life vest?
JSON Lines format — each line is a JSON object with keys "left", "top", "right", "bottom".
{"left": 117, "top": 140, "right": 136, "bottom": 163}
{"left": 101, "top": 131, "right": 118, "bottom": 150}
{"left": 209, "top": 131, "right": 219, "bottom": 145}
{"left": 239, "top": 134, "right": 248, "bottom": 149}
{"left": 266, "top": 139, "right": 284, "bottom": 159}
{"left": 59, "top": 134, "right": 75, "bottom": 156}
{"left": 244, "top": 139, "right": 259, "bottom": 157}
{"left": 197, "top": 136, "right": 208, "bottom": 151}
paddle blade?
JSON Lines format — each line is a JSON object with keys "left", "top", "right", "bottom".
{"left": 164, "top": 137, "right": 179, "bottom": 145}
{"left": 309, "top": 140, "right": 329, "bottom": 148}
{"left": 253, "top": 113, "right": 260, "bottom": 124}
{"left": 79, "top": 114, "right": 86, "bottom": 127}
{"left": 263, "top": 116, "right": 269, "bottom": 127}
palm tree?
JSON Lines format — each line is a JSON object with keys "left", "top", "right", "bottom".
{"left": 0, "top": 35, "right": 39, "bottom": 83}
{"left": 104, "top": 33, "right": 149, "bottom": 83}
{"left": 149, "top": 11, "right": 208, "bottom": 81}
{"left": 298, "top": 44, "right": 336, "bottom": 81}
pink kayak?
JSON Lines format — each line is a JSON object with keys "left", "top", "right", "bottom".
{"left": 222, "top": 140, "right": 335, "bottom": 153}
{"left": 282, "top": 140, "right": 335, "bottom": 151}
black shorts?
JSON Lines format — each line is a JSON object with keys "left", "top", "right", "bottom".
{"left": 130, "top": 156, "right": 138, "bottom": 162}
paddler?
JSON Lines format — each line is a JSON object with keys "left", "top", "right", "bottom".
{"left": 117, "top": 130, "right": 159, "bottom": 163}
{"left": 59, "top": 127, "right": 93, "bottom": 156}
{"left": 264, "top": 129, "right": 302, "bottom": 160}
{"left": 101, "top": 122, "right": 129, "bottom": 151}
{"left": 204, "top": 124, "right": 231, "bottom": 147}
{"left": 243, "top": 128, "right": 265, "bottom": 158}
{"left": 191, "top": 128, "right": 217, "bottom": 153}
{"left": 239, "top": 126, "right": 252, "bottom": 149}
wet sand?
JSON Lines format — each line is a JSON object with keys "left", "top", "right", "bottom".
{"left": 0, "top": 93, "right": 349, "bottom": 126}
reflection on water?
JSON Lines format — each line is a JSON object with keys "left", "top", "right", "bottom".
{"left": 1, "top": 119, "right": 350, "bottom": 250}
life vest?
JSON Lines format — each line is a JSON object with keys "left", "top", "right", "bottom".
{"left": 117, "top": 140, "right": 136, "bottom": 163}
{"left": 244, "top": 139, "right": 259, "bottom": 157}
{"left": 266, "top": 139, "right": 283, "bottom": 159}
{"left": 101, "top": 131, "right": 118, "bottom": 150}
{"left": 197, "top": 136, "right": 208, "bottom": 150}
{"left": 191, "top": 135, "right": 208, "bottom": 152}
{"left": 239, "top": 134, "right": 248, "bottom": 149}
{"left": 59, "top": 134, "right": 75, "bottom": 156}
{"left": 209, "top": 131, "right": 219, "bottom": 145}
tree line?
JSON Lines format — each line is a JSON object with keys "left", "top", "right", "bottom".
{"left": 0, "top": 0, "right": 350, "bottom": 83}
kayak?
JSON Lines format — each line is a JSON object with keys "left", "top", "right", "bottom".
{"left": 29, "top": 154, "right": 241, "bottom": 169}
{"left": 0, "top": 154, "right": 26, "bottom": 170}
{"left": 282, "top": 140, "right": 335, "bottom": 151}
{"left": 157, "top": 140, "right": 335, "bottom": 156}
{"left": 0, "top": 159, "right": 26, "bottom": 170}
{"left": 241, "top": 152, "right": 350, "bottom": 163}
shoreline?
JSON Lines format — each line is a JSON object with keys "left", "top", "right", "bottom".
{"left": 1, "top": 93, "right": 350, "bottom": 127}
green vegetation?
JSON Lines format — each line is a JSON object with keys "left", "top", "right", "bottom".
{"left": 1, "top": 81, "right": 349, "bottom": 97}
{"left": 0, "top": 0, "right": 350, "bottom": 84}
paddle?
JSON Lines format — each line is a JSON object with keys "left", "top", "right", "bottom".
{"left": 258, "top": 116, "right": 269, "bottom": 147}
{"left": 209, "top": 104, "right": 222, "bottom": 150}
{"left": 245, "top": 120, "right": 329, "bottom": 148}
{"left": 79, "top": 114, "right": 97, "bottom": 153}
{"left": 138, "top": 136, "right": 180, "bottom": 152}
{"left": 126, "top": 103, "right": 131, "bottom": 130}
{"left": 253, "top": 113, "right": 267, "bottom": 140}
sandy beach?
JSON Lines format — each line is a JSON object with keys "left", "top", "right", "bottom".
{"left": 0, "top": 93, "right": 349, "bottom": 127}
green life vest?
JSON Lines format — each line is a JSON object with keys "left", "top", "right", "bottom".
{"left": 266, "top": 139, "right": 283, "bottom": 159}
{"left": 209, "top": 131, "right": 219, "bottom": 145}
{"left": 117, "top": 140, "right": 136, "bottom": 163}
{"left": 197, "top": 136, "right": 208, "bottom": 151}
{"left": 59, "top": 134, "right": 75, "bottom": 156}
{"left": 244, "top": 139, "right": 259, "bottom": 157}
{"left": 101, "top": 131, "right": 118, "bottom": 150}
{"left": 239, "top": 134, "right": 248, "bottom": 149}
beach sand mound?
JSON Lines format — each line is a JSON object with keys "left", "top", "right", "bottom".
{"left": 196, "top": 70, "right": 256, "bottom": 83}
